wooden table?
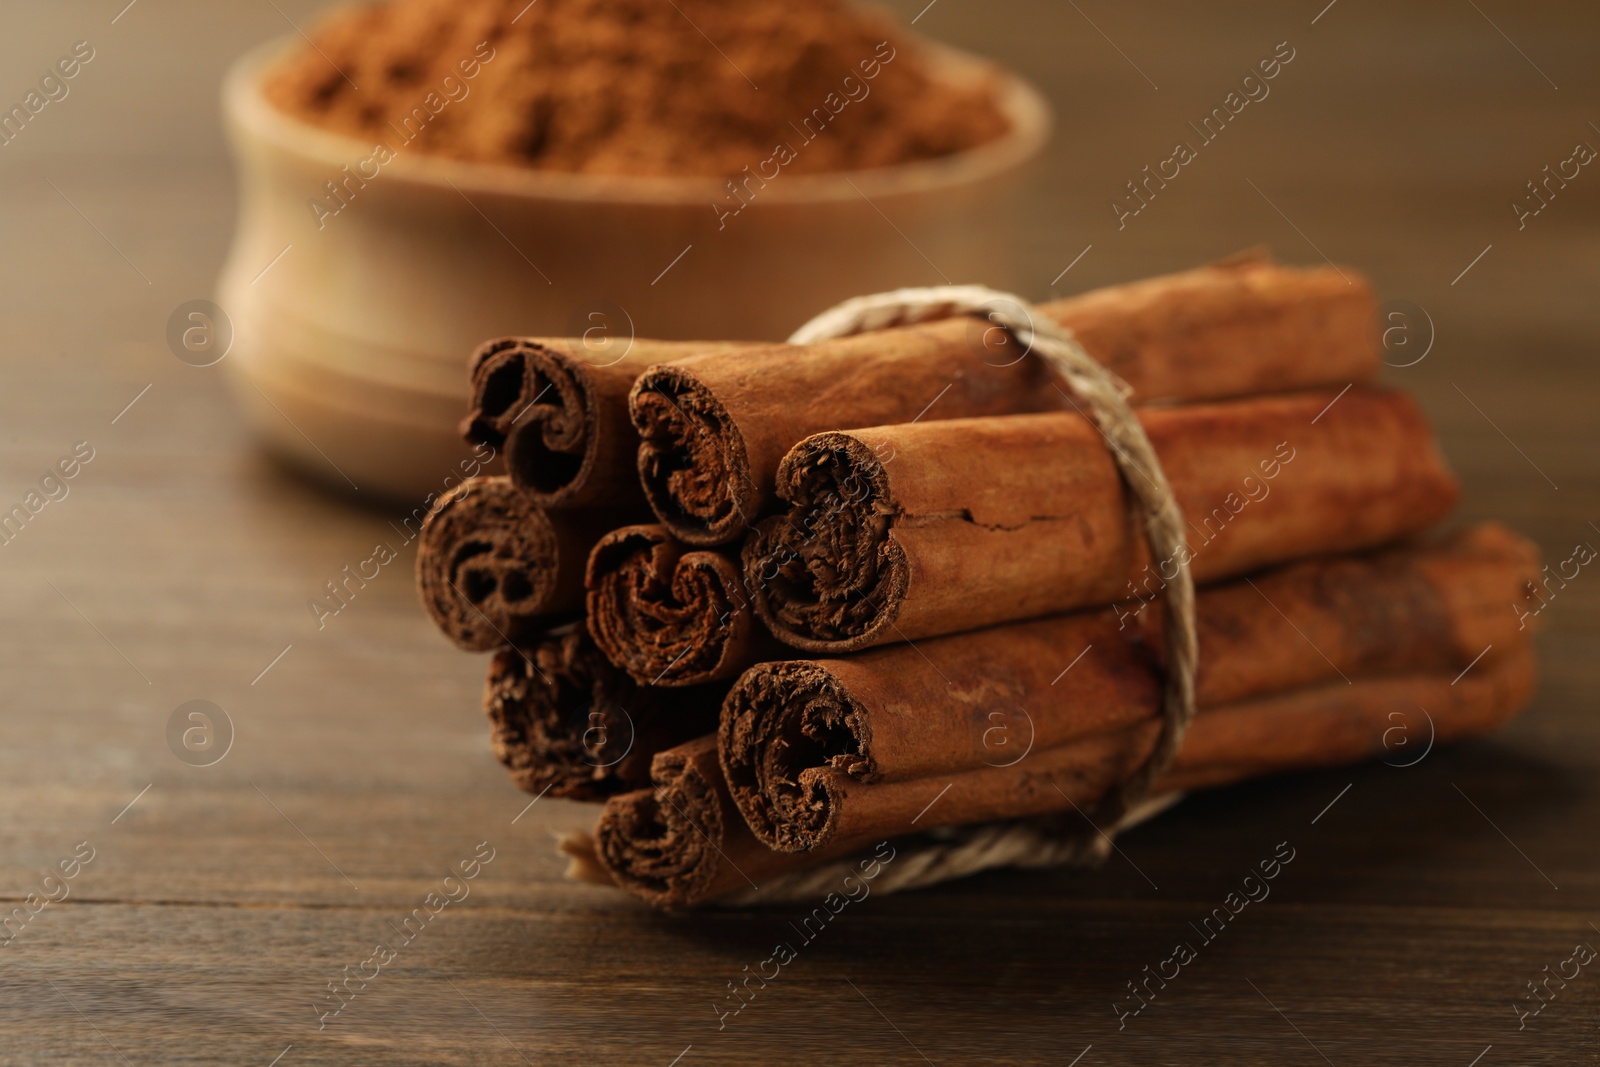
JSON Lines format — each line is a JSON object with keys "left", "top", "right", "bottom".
{"left": 2, "top": 1, "right": 1596, "bottom": 1063}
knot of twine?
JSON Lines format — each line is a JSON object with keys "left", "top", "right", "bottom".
{"left": 778, "top": 285, "right": 1197, "bottom": 899}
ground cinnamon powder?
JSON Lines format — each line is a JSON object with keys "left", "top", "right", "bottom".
{"left": 263, "top": 0, "right": 1009, "bottom": 177}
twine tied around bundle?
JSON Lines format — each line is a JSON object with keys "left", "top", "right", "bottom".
{"left": 559, "top": 285, "right": 1201, "bottom": 905}
{"left": 765, "top": 285, "right": 1199, "bottom": 901}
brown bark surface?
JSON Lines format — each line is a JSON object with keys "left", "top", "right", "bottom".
{"left": 586, "top": 524, "right": 785, "bottom": 687}
{"left": 485, "top": 621, "right": 721, "bottom": 801}
{"left": 415, "top": 475, "right": 626, "bottom": 650}
{"left": 742, "top": 646, "right": 1537, "bottom": 854}
{"left": 722, "top": 524, "right": 1540, "bottom": 850}
{"left": 593, "top": 737, "right": 821, "bottom": 909}
{"left": 461, "top": 337, "right": 746, "bottom": 510}
{"left": 630, "top": 257, "right": 1377, "bottom": 545}
{"left": 596, "top": 649, "right": 1534, "bottom": 905}
{"left": 746, "top": 386, "right": 1459, "bottom": 652}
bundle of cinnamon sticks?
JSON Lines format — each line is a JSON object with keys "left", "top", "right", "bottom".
{"left": 416, "top": 254, "right": 1542, "bottom": 909}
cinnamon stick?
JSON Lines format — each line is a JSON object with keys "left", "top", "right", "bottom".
{"left": 592, "top": 736, "right": 823, "bottom": 909}
{"left": 783, "top": 647, "right": 1536, "bottom": 855}
{"left": 722, "top": 524, "right": 1541, "bottom": 850}
{"left": 630, "top": 257, "right": 1377, "bottom": 545}
{"left": 598, "top": 651, "right": 1535, "bottom": 905}
{"left": 485, "top": 621, "right": 721, "bottom": 800}
{"left": 586, "top": 524, "right": 785, "bottom": 687}
{"left": 416, "top": 476, "right": 624, "bottom": 650}
{"left": 462, "top": 338, "right": 753, "bottom": 510}
{"left": 745, "top": 386, "right": 1459, "bottom": 653}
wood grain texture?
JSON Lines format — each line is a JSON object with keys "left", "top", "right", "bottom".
{"left": 1, "top": 0, "right": 1597, "bottom": 1064}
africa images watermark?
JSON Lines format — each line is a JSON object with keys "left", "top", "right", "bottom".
{"left": 0, "top": 40, "right": 96, "bottom": 150}
{"left": 1511, "top": 133, "right": 1595, "bottom": 231}
{"left": 166, "top": 700, "right": 235, "bottom": 768}
{"left": 1514, "top": 526, "right": 1598, "bottom": 631}
{"left": 308, "top": 40, "right": 498, "bottom": 230}
{"left": 1112, "top": 440, "right": 1297, "bottom": 629}
{"left": 0, "top": 441, "right": 97, "bottom": 549}
{"left": 713, "top": 842, "right": 897, "bottom": 1030}
{"left": 307, "top": 441, "right": 496, "bottom": 629}
{"left": 1112, "top": 840, "right": 1296, "bottom": 1029}
{"left": 314, "top": 840, "right": 496, "bottom": 1029}
{"left": 1513, "top": 939, "right": 1595, "bottom": 1031}
{"left": 1110, "top": 40, "right": 1296, "bottom": 229}
{"left": 711, "top": 40, "right": 898, "bottom": 230}
{"left": 1, "top": 841, "right": 97, "bottom": 949}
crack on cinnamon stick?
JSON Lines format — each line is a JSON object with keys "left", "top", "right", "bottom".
{"left": 943, "top": 509, "right": 1076, "bottom": 534}
{"left": 748, "top": 389, "right": 1462, "bottom": 653}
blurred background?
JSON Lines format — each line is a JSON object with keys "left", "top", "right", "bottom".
{"left": 1, "top": 2, "right": 1596, "bottom": 1064}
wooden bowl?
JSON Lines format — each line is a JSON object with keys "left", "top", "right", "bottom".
{"left": 216, "top": 37, "right": 1052, "bottom": 502}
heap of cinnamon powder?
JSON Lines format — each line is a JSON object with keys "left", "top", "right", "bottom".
{"left": 263, "top": 0, "right": 1010, "bottom": 177}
